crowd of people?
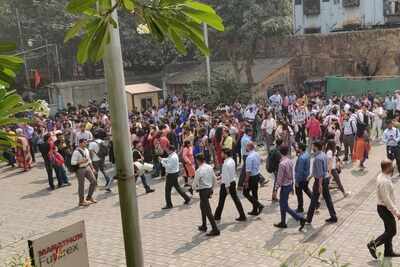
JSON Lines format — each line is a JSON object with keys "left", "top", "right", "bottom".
{"left": 3, "top": 90, "right": 400, "bottom": 253}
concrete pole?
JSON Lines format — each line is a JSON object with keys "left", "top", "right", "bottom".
{"left": 54, "top": 44, "right": 62, "bottom": 82}
{"left": 102, "top": 2, "right": 144, "bottom": 267}
{"left": 15, "top": 8, "right": 30, "bottom": 89}
{"left": 203, "top": 23, "right": 211, "bottom": 91}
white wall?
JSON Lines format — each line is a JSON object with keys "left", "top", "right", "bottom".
{"left": 294, "top": 0, "right": 385, "bottom": 34}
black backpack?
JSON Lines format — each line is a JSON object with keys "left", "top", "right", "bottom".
{"left": 266, "top": 148, "right": 281, "bottom": 174}
{"left": 96, "top": 141, "right": 109, "bottom": 159}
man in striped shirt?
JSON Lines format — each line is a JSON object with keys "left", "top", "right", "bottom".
{"left": 274, "top": 145, "right": 306, "bottom": 229}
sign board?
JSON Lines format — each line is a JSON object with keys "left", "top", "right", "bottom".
{"left": 343, "top": 0, "right": 360, "bottom": 8}
{"left": 28, "top": 221, "right": 89, "bottom": 267}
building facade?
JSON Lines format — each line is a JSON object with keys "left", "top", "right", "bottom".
{"left": 294, "top": 0, "right": 400, "bottom": 34}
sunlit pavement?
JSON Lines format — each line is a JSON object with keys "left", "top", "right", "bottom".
{"left": 0, "top": 144, "right": 398, "bottom": 267}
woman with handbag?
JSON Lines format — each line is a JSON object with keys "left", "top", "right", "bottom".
{"left": 326, "top": 141, "right": 350, "bottom": 198}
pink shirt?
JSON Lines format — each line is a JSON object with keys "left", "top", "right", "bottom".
{"left": 306, "top": 118, "right": 321, "bottom": 138}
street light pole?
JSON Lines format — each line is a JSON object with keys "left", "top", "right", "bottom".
{"left": 203, "top": 23, "right": 211, "bottom": 91}
{"left": 15, "top": 8, "right": 30, "bottom": 89}
{"left": 102, "top": 2, "right": 144, "bottom": 267}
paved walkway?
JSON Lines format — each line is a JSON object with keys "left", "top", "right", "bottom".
{"left": 0, "top": 144, "right": 398, "bottom": 267}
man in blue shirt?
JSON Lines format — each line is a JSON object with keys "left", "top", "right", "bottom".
{"left": 243, "top": 142, "right": 264, "bottom": 216}
{"left": 294, "top": 143, "right": 312, "bottom": 213}
{"left": 305, "top": 141, "right": 337, "bottom": 227}
{"left": 238, "top": 128, "right": 253, "bottom": 188}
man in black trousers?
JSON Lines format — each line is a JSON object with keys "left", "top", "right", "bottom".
{"left": 161, "top": 145, "right": 191, "bottom": 210}
{"left": 193, "top": 154, "right": 220, "bottom": 236}
{"left": 214, "top": 149, "right": 246, "bottom": 222}
{"left": 367, "top": 160, "right": 400, "bottom": 259}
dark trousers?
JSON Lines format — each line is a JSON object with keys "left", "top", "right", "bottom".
{"left": 280, "top": 185, "right": 303, "bottom": 224}
{"left": 295, "top": 180, "right": 312, "bottom": 211}
{"left": 44, "top": 160, "right": 54, "bottom": 188}
{"left": 3, "top": 150, "right": 15, "bottom": 166}
{"left": 387, "top": 146, "right": 400, "bottom": 174}
{"left": 165, "top": 172, "right": 190, "bottom": 207}
{"left": 76, "top": 166, "right": 97, "bottom": 202}
{"left": 243, "top": 175, "right": 262, "bottom": 212}
{"left": 199, "top": 188, "right": 218, "bottom": 231}
{"left": 238, "top": 155, "right": 247, "bottom": 187}
{"left": 93, "top": 160, "right": 111, "bottom": 186}
{"left": 136, "top": 174, "right": 151, "bottom": 191}
{"left": 214, "top": 181, "right": 246, "bottom": 219}
{"left": 307, "top": 178, "right": 337, "bottom": 223}
{"left": 54, "top": 165, "right": 69, "bottom": 185}
{"left": 28, "top": 139, "right": 35, "bottom": 162}
{"left": 374, "top": 205, "right": 397, "bottom": 255}
{"left": 295, "top": 124, "right": 306, "bottom": 144}
{"left": 331, "top": 169, "right": 345, "bottom": 194}
{"left": 343, "top": 134, "right": 355, "bottom": 161}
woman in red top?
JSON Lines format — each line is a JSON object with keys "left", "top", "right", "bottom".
{"left": 213, "top": 126, "right": 224, "bottom": 171}
{"left": 182, "top": 140, "right": 195, "bottom": 194}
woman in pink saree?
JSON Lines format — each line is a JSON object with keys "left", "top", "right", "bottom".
{"left": 15, "top": 128, "right": 32, "bottom": 171}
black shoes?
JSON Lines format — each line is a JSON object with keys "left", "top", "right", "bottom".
{"left": 258, "top": 205, "right": 264, "bottom": 215}
{"left": 198, "top": 225, "right": 207, "bottom": 232}
{"left": 325, "top": 217, "right": 338, "bottom": 224}
{"left": 299, "top": 218, "right": 307, "bottom": 231}
{"left": 248, "top": 211, "right": 259, "bottom": 216}
{"left": 235, "top": 217, "right": 247, "bottom": 222}
{"left": 162, "top": 205, "right": 173, "bottom": 210}
{"left": 367, "top": 241, "right": 377, "bottom": 259}
{"left": 184, "top": 198, "right": 192, "bottom": 205}
{"left": 273, "top": 222, "right": 288, "bottom": 229}
{"left": 206, "top": 229, "right": 220, "bottom": 236}
{"left": 145, "top": 189, "right": 155, "bottom": 194}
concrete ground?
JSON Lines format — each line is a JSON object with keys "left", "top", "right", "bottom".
{"left": 0, "top": 144, "right": 399, "bottom": 267}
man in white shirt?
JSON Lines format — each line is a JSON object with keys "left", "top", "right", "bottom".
{"left": 214, "top": 149, "right": 246, "bottom": 222}
{"left": 367, "top": 160, "right": 400, "bottom": 259}
{"left": 292, "top": 105, "right": 307, "bottom": 145}
{"left": 383, "top": 120, "right": 400, "bottom": 175}
{"left": 193, "top": 153, "right": 220, "bottom": 236}
{"left": 71, "top": 139, "right": 97, "bottom": 207}
{"left": 261, "top": 112, "right": 276, "bottom": 153}
{"left": 88, "top": 136, "right": 111, "bottom": 192}
{"left": 161, "top": 145, "right": 191, "bottom": 209}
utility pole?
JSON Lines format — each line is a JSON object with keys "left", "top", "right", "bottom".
{"left": 15, "top": 8, "right": 30, "bottom": 89}
{"left": 203, "top": 23, "right": 211, "bottom": 91}
{"left": 55, "top": 44, "right": 62, "bottom": 82}
{"left": 102, "top": 2, "right": 144, "bottom": 266}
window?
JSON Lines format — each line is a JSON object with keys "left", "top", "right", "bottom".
{"left": 384, "top": 0, "right": 400, "bottom": 16}
{"left": 304, "top": 27, "right": 321, "bottom": 34}
{"left": 295, "top": 0, "right": 302, "bottom": 5}
{"left": 141, "top": 97, "right": 153, "bottom": 112}
{"left": 342, "top": 0, "right": 360, "bottom": 8}
{"left": 322, "top": 0, "right": 329, "bottom": 2}
{"left": 303, "top": 0, "right": 320, "bottom": 16}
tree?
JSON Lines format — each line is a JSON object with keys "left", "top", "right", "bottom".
{"left": 207, "top": 0, "right": 292, "bottom": 84}
{"left": 0, "top": 41, "right": 41, "bottom": 152}
{"left": 184, "top": 70, "right": 250, "bottom": 106}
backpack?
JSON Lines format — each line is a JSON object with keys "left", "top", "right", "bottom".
{"left": 96, "top": 141, "right": 109, "bottom": 159}
{"left": 70, "top": 149, "right": 85, "bottom": 173}
{"left": 356, "top": 117, "right": 367, "bottom": 138}
{"left": 266, "top": 149, "right": 281, "bottom": 174}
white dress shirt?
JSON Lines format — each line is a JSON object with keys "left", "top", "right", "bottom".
{"left": 221, "top": 157, "right": 237, "bottom": 185}
{"left": 377, "top": 173, "right": 399, "bottom": 216}
{"left": 261, "top": 118, "right": 276, "bottom": 135}
{"left": 161, "top": 152, "right": 180, "bottom": 174}
{"left": 383, "top": 128, "right": 400, "bottom": 147}
{"left": 71, "top": 148, "right": 91, "bottom": 168}
{"left": 193, "top": 163, "right": 216, "bottom": 190}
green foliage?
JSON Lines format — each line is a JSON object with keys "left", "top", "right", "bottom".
{"left": 64, "top": 0, "right": 224, "bottom": 64}
{"left": 207, "top": 0, "right": 292, "bottom": 83}
{"left": 0, "top": 42, "right": 24, "bottom": 89}
{"left": 184, "top": 71, "right": 251, "bottom": 107}
{"left": 0, "top": 42, "right": 42, "bottom": 152}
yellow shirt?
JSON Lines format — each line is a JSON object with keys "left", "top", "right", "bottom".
{"left": 223, "top": 136, "right": 234, "bottom": 150}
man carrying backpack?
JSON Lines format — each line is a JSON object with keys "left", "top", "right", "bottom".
{"left": 383, "top": 120, "right": 400, "bottom": 175}
{"left": 89, "top": 134, "right": 111, "bottom": 192}
{"left": 267, "top": 139, "right": 282, "bottom": 202}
